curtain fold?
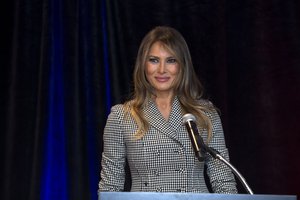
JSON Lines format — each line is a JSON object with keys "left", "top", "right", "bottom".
{"left": 1, "top": 0, "right": 50, "bottom": 199}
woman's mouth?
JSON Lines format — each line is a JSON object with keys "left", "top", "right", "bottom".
{"left": 155, "top": 77, "right": 170, "bottom": 82}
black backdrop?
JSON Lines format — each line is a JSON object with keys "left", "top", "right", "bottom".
{"left": 1, "top": 0, "right": 300, "bottom": 200}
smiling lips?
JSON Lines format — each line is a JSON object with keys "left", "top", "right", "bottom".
{"left": 155, "top": 76, "right": 170, "bottom": 82}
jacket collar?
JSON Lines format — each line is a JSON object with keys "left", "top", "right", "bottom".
{"left": 143, "top": 96, "right": 183, "bottom": 141}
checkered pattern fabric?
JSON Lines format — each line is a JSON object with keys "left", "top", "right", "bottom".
{"left": 99, "top": 97, "right": 237, "bottom": 194}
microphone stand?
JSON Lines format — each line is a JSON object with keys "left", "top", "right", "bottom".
{"left": 200, "top": 144, "right": 254, "bottom": 195}
{"left": 182, "top": 114, "right": 253, "bottom": 194}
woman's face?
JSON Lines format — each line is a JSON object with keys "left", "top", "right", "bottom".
{"left": 145, "top": 42, "right": 180, "bottom": 97}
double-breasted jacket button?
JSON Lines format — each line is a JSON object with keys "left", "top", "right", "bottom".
{"left": 154, "top": 149, "right": 160, "bottom": 156}
{"left": 152, "top": 170, "right": 159, "bottom": 176}
{"left": 179, "top": 147, "right": 184, "bottom": 155}
{"left": 175, "top": 167, "right": 185, "bottom": 174}
{"left": 176, "top": 187, "right": 186, "bottom": 192}
{"left": 156, "top": 187, "right": 162, "bottom": 192}
{"left": 174, "top": 147, "right": 184, "bottom": 155}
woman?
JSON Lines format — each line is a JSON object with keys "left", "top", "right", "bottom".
{"left": 99, "top": 26, "right": 237, "bottom": 193}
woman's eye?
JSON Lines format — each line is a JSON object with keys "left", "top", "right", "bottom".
{"left": 149, "top": 58, "right": 159, "bottom": 63}
{"left": 167, "top": 58, "right": 177, "bottom": 63}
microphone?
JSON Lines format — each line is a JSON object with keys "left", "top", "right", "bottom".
{"left": 182, "top": 113, "right": 219, "bottom": 160}
{"left": 182, "top": 113, "right": 254, "bottom": 195}
{"left": 182, "top": 113, "right": 208, "bottom": 161}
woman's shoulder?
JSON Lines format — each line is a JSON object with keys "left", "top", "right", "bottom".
{"left": 110, "top": 103, "right": 125, "bottom": 111}
{"left": 109, "top": 100, "right": 134, "bottom": 115}
{"left": 198, "top": 98, "right": 214, "bottom": 108}
{"left": 197, "top": 98, "right": 220, "bottom": 118}
{"left": 107, "top": 103, "right": 126, "bottom": 118}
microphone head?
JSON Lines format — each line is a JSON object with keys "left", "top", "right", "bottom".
{"left": 182, "top": 113, "right": 196, "bottom": 124}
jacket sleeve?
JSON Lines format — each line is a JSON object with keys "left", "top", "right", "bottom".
{"left": 98, "top": 104, "right": 126, "bottom": 192}
{"left": 205, "top": 107, "right": 238, "bottom": 194}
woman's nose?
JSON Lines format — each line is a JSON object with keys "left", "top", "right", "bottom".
{"left": 158, "top": 62, "right": 165, "bottom": 73}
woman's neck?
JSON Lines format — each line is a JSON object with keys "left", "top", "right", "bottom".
{"left": 153, "top": 94, "right": 175, "bottom": 120}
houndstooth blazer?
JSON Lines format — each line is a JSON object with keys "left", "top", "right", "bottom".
{"left": 99, "top": 97, "right": 237, "bottom": 194}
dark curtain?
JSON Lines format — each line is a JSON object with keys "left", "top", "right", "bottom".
{"left": 1, "top": 0, "right": 299, "bottom": 200}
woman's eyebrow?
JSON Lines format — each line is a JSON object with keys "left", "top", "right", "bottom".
{"left": 148, "top": 55, "right": 175, "bottom": 59}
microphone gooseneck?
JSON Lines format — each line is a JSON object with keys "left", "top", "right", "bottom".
{"left": 182, "top": 113, "right": 254, "bottom": 195}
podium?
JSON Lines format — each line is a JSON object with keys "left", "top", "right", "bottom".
{"left": 98, "top": 192, "right": 297, "bottom": 200}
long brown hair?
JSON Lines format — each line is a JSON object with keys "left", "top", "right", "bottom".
{"left": 125, "top": 26, "right": 213, "bottom": 140}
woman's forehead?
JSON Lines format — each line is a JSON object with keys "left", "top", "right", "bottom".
{"left": 148, "top": 41, "right": 176, "bottom": 56}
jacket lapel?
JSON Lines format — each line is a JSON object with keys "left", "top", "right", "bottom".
{"left": 143, "top": 97, "right": 183, "bottom": 141}
{"left": 168, "top": 97, "right": 184, "bottom": 132}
